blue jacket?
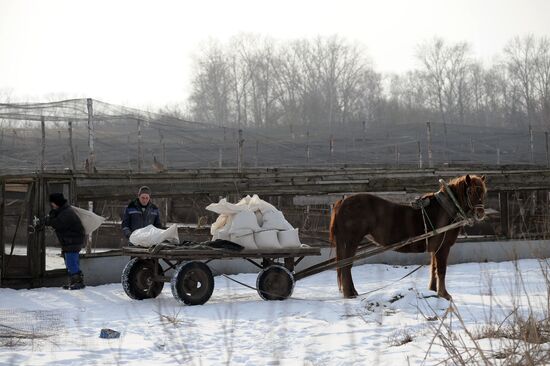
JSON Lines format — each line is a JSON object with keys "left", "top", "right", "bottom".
{"left": 121, "top": 199, "right": 162, "bottom": 238}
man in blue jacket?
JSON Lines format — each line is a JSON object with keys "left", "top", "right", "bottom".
{"left": 121, "top": 186, "right": 162, "bottom": 244}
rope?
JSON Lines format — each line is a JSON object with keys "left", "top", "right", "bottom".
{"left": 355, "top": 264, "right": 424, "bottom": 297}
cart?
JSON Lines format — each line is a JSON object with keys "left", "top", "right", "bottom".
{"left": 121, "top": 245, "right": 321, "bottom": 305}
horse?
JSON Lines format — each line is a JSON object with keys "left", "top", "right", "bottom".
{"left": 329, "top": 174, "right": 487, "bottom": 300}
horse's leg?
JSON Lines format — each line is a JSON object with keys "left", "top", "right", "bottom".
{"left": 428, "top": 252, "right": 437, "bottom": 292}
{"left": 337, "top": 239, "right": 359, "bottom": 298}
{"left": 345, "top": 240, "right": 359, "bottom": 297}
{"left": 434, "top": 244, "right": 452, "bottom": 300}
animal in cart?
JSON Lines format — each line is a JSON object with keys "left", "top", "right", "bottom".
{"left": 329, "top": 174, "right": 487, "bottom": 300}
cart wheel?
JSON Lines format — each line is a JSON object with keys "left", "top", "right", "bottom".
{"left": 256, "top": 265, "right": 295, "bottom": 301}
{"left": 122, "top": 258, "right": 164, "bottom": 300}
{"left": 171, "top": 261, "right": 214, "bottom": 305}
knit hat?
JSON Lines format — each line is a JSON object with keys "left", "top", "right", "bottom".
{"left": 49, "top": 193, "right": 67, "bottom": 207}
{"left": 138, "top": 186, "right": 151, "bottom": 196}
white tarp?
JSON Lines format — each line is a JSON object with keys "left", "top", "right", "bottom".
{"left": 129, "top": 224, "right": 179, "bottom": 247}
{"left": 72, "top": 206, "right": 106, "bottom": 235}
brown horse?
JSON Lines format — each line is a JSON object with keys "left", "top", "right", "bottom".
{"left": 329, "top": 175, "right": 487, "bottom": 300}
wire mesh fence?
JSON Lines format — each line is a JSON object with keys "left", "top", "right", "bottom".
{"left": 1, "top": 99, "right": 549, "bottom": 173}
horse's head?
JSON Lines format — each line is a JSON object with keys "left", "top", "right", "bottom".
{"left": 465, "top": 175, "right": 487, "bottom": 221}
{"left": 444, "top": 174, "right": 487, "bottom": 221}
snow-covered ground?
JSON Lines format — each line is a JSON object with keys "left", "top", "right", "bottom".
{"left": 1, "top": 259, "right": 549, "bottom": 365}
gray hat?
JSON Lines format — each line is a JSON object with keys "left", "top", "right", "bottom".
{"left": 138, "top": 186, "right": 151, "bottom": 196}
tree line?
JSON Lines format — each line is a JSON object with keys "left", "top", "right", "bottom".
{"left": 187, "top": 34, "right": 550, "bottom": 130}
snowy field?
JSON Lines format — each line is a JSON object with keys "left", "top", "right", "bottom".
{"left": 1, "top": 259, "right": 549, "bottom": 365}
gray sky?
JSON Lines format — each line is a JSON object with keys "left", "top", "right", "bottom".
{"left": 1, "top": 0, "right": 549, "bottom": 109}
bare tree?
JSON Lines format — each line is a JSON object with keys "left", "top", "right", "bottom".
{"left": 188, "top": 40, "right": 233, "bottom": 126}
{"left": 416, "top": 38, "right": 472, "bottom": 125}
{"left": 504, "top": 35, "right": 538, "bottom": 127}
{"left": 534, "top": 37, "right": 550, "bottom": 128}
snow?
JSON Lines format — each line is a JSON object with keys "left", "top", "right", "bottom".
{"left": 1, "top": 259, "right": 549, "bottom": 365}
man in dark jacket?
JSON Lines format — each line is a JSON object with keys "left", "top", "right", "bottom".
{"left": 121, "top": 186, "right": 162, "bottom": 243}
{"left": 43, "top": 193, "right": 86, "bottom": 290}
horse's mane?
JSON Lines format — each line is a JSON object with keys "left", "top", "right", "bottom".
{"left": 442, "top": 175, "right": 487, "bottom": 206}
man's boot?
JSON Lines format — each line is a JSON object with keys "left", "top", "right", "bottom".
{"left": 62, "top": 276, "right": 72, "bottom": 290}
{"left": 64, "top": 272, "right": 85, "bottom": 290}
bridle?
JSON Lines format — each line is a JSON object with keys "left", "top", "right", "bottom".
{"left": 466, "top": 186, "right": 485, "bottom": 215}
{"left": 438, "top": 179, "right": 485, "bottom": 222}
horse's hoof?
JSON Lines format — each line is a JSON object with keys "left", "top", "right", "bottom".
{"left": 438, "top": 292, "right": 452, "bottom": 301}
{"left": 343, "top": 292, "right": 358, "bottom": 299}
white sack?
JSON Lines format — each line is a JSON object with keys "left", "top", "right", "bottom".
{"left": 261, "top": 210, "right": 294, "bottom": 231}
{"left": 129, "top": 224, "right": 179, "bottom": 247}
{"left": 229, "top": 229, "right": 257, "bottom": 250}
{"left": 229, "top": 210, "right": 261, "bottom": 233}
{"left": 72, "top": 206, "right": 105, "bottom": 235}
{"left": 217, "top": 229, "right": 231, "bottom": 241}
{"left": 236, "top": 195, "right": 252, "bottom": 207}
{"left": 254, "top": 230, "right": 281, "bottom": 249}
{"left": 210, "top": 214, "right": 229, "bottom": 235}
{"left": 278, "top": 229, "right": 301, "bottom": 248}
{"left": 206, "top": 198, "right": 246, "bottom": 215}
{"left": 248, "top": 194, "right": 277, "bottom": 214}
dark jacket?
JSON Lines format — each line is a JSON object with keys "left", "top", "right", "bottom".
{"left": 121, "top": 199, "right": 162, "bottom": 238}
{"left": 46, "top": 202, "right": 86, "bottom": 252}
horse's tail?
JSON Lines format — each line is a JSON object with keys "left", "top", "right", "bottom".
{"left": 328, "top": 200, "right": 342, "bottom": 246}
{"left": 330, "top": 199, "right": 346, "bottom": 293}
{"left": 329, "top": 199, "right": 343, "bottom": 246}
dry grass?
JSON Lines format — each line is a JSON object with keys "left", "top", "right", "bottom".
{"left": 421, "top": 259, "right": 550, "bottom": 366}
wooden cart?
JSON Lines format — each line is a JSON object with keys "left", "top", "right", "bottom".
{"left": 121, "top": 245, "right": 321, "bottom": 305}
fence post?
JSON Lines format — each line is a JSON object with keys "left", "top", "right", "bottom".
{"left": 306, "top": 130, "right": 310, "bottom": 165}
{"left": 329, "top": 134, "right": 334, "bottom": 164}
{"left": 395, "top": 144, "right": 400, "bottom": 167}
{"left": 237, "top": 129, "right": 244, "bottom": 172}
{"left": 255, "top": 139, "right": 259, "bottom": 167}
{"left": 417, "top": 141, "right": 423, "bottom": 169}
{"left": 40, "top": 116, "right": 46, "bottom": 172}
{"left": 86, "top": 98, "right": 95, "bottom": 173}
{"left": 68, "top": 120, "right": 76, "bottom": 171}
{"left": 137, "top": 119, "right": 142, "bottom": 173}
{"left": 545, "top": 131, "right": 549, "bottom": 168}
{"left": 529, "top": 124, "right": 534, "bottom": 164}
{"left": 499, "top": 191, "right": 510, "bottom": 238}
{"left": 426, "top": 122, "right": 433, "bottom": 168}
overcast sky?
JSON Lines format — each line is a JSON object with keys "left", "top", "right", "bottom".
{"left": 1, "top": 0, "right": 549, "bottom": 109}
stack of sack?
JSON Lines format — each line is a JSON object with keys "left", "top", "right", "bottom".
{"left": 206, "top": 195, "right": 302, "bottom": 250}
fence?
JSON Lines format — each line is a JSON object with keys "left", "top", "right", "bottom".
{"left": 1, "top": 99, "right": 550, "bottom": 173}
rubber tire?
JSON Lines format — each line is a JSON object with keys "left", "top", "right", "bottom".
{"left": 122, "top": 258, "right": 164, "bottom": 300}
{"left": 171, "top": 261, "right": 215, "bottom": 305}
{"left": 256, "top": 265, "right": 295, "bottom": 301}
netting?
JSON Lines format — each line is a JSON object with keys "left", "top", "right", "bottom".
{"left": 0, "top": 98, "right": 548, "bottom": 173}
